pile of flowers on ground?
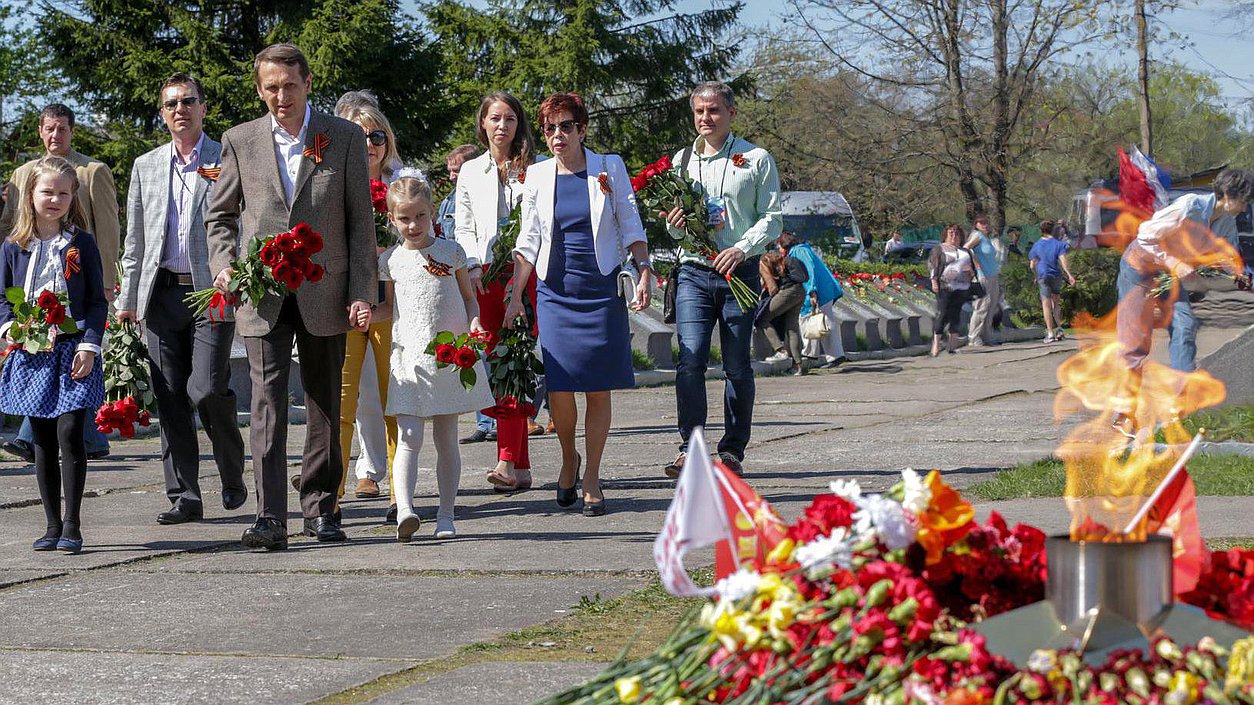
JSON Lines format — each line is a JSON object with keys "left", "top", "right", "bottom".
{"left": 425, "top": 329, "right": 492, "bottom": 390}
{"left": 835, "top": 272, "right": 933, "bottom": 308}
{"left": 95, "top": 314, "right": 155, "bottom": 438}
{"left": 184, "top": 223, "right": 324, "bottom": 320}
{"left": 540, "top": 471, "right": 1254, "bottom": 704}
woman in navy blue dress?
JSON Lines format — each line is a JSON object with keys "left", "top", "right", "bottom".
{"left": 508, "top": 93, "right": 653, "bottom": 516}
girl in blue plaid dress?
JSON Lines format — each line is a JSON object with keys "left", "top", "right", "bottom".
{"left": 0, "top": 156, "right": 107, "bottom": 554}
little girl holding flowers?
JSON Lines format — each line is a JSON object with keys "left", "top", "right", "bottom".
{"left": 379, "top": 173, "right": 494, "bottom": 542}
{"left": 0, "top": 156, "right": 107, "bottom": 554}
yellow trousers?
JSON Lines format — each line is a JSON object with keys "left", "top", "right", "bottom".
{"left": 337, "top": 320, "right": 398, "bottom": 500}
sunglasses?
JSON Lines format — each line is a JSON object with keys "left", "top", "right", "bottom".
{"left": 542, "top": 120, "right": 582, "bottom": 136}
{"left": 162, "top": 96, "right": 201, "bottom": 111}
{"left": 367, "top": 129, "right": 388, "bottom": 146}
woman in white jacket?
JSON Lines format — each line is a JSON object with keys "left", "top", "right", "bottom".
{"left": 506, "top": 93, "right": 653, "bottom": 517}
{"left": 455, "top": 92, "right": 538, "bottom": 492}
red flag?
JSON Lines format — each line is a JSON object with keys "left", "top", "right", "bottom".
{"left": 1117, "top": 147, "right": 1155, "bottom": 217}
{"left": 1145, "top": 469, "right": 1204, "bottom": 595}
{"left": 712, "top": 461, "right": 787, "bottom": 580}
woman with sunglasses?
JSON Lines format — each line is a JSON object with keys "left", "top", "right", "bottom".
{"left": 506, "top": 92, "right": 652, "bottom": 516}
{"left": 329, "top": 95, "right": 402, "bottom": 521}
{"left": 456, "top": 92, "right": 540, "bottom": 493}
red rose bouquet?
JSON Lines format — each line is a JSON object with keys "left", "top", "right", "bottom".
{"left": 424, "top": 329, "right": 492, "bottom": 391}
{"left": 370, "top": 179, "right": 397, "bottom": 248}
{"left": 2, "top": 287, "right": 79, "bottom": 357}
{"left": 94, "top": 315, "right": 155, "bottom": 438}
{"left": 184, "top": 223, "right": 325, "bottom": 321}
{"left": 632, "top": 155, "right": 757, "bottom": 311}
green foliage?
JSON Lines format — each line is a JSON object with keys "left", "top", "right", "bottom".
{"left": 823, "top": 258, "right": 928, "bottom": 280}
{"left": 968, "top": 453, "right": 1254, "bottom": 501}
{"left": 424, "top": 0, "right": 744, "bottom": 167}
{"left": 1002, "top": 248, "right": 1120, "bottom": 327}
{"left": 631, "top": 348, "right": 654, "bottom": 371}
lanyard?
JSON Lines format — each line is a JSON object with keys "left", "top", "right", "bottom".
{"left": 696, "top": 135, "right": 736, "bottom": 200}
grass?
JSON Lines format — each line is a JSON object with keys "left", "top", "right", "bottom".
{"left": 967, "top": 453, "right": 1254, "bottom": 501}
{"left": 1171, "top": 404, "right": 1254, "bottom": 444}
{"left": 630, "top": 349, "right": 655, "bottom": 371}
{"left": 310, "top": 570, "right": 712, "bottom": 705}
{"left": 670, "top": 345, "right": 722, "bottom": 365}
{"left": 1207, "top": 537, "right": 1254, "bottom": 551}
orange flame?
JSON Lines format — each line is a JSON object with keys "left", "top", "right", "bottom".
{"left": 1057, "top": 192, "right": 1240, "bottom": 541}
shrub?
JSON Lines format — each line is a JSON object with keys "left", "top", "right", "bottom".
{"left": 1002, "top": 248, "right": 1120, "bottom": 327}
{"left": 631, "top": 349, "right": 655, "bottom": 371}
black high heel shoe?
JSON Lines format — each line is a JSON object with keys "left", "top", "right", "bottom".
{"left": 556, "top": 454, "right": 582, "bottom": 508}
{"left": 582, "top": 482, "right": 606, "bottom": 517}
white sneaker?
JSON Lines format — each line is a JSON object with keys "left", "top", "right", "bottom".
{"left": 764, "top": 351, "right": 790, "bottom": 363}
{"left": 397, "top": 513, "right": 420, "bottom": 543}
{"left": 1043, "top": 330, "right": 1056, "bottom": 342}
{"left": 434, "top": 517, "right": 456, "bottom": 539}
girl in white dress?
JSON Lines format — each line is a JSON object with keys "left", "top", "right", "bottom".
{"left": 380, "top": 175, "right": 495, "bottom": 542}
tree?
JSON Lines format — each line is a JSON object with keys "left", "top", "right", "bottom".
{"left": 424, "top": 0, "right": 744, "bottom": 167}
{"left": 783, "top": 0, "right": 1090, "bottom": 233}
{"left": 36, "top": 0, "right": 454, "bottom": 184}
{"left": 0, "top": 3, "right": 62, "bottom": 167}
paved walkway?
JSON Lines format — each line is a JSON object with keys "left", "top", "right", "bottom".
{"left": 0, "top": 295, "right": 1251, "bottom": 704}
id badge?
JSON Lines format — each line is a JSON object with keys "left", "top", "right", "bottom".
{"left": 706, "top": 195, "right": 727, "bottom": 230}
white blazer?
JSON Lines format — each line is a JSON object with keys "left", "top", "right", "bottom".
{"left": 515, "top": 149, "right": 646, "bottom": 281}
{"left": 454, "top": 150, "right": 525, "bottom": 268}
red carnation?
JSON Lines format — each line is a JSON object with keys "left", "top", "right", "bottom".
{"left": 291, "top": 223, "right": 313, "bottom": 240}
{"left": 454, "top": 346, "right": 478, "bottom": 369}
{"left": 435, "top": 343, "right": 456, "bottom": 364}
{"left": 44, "top": 304, "right": 66, "bottom": 326}
{"left": 271, "top": 261, "right": 303, "bottom": 290}
{"left": 273, "top": 231, "right": 300, "bottom": 254}
{"left": 297, "top": 230, "right": 323, "bottom": 256}
{"left": 370, "top": 179, "right": 389, "bottom": 213}
{"left": 657, "top": 154, "right": 672, "bottom": 171}
{"left": 37, "top": 290, "right": 59, "bottom": 309}
{"left": 305, "top": 262, "right": 324, "bottom": 283}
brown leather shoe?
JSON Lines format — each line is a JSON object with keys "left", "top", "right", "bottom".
{"left": 545, "top": 419, "right": 555, "bottom": 433}
{"left": 527, "top": 420, "right": 544, "bottom": 436}
{"left": 355, "top": 478, "right": 381, "bottom": 498}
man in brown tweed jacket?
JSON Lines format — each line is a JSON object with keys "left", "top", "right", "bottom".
{"left": 206, "top": 43, "right": 376, "bottom": 550}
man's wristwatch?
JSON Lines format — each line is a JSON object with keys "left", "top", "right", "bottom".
{"left": 636, "top": 259, "right": 654, "bottom": 271}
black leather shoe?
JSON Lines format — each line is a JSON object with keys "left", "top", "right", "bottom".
{"left": 2, "top": 439, "right": 34, "bottom": 463}
{"left": 302, "top": 514, "right": 347, "bottom": 542}
{"left": 241, "top": 518, "right": 288, "bottom": 550}
{"left": 222, "top": 487, "right": 248, "bottom": 511}
{"left": 384, "top": 503, "right": 398, "bottom": 524}
{"left": 86, "top": 448, "right": 110, "bottom": 460}
{"left": 459, "top": 429, "right": 490, "bottom": 444}
{"left": 157, "top": 503, "right": 203, "bottom": 525}
{"left": 717, "top": 452, "right": 744, "bottom": 477}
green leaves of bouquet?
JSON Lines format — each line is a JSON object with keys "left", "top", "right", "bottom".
{"left": 4, "top": 287, "right": 79, "bottom": 354}
{"left": 425, "top": 329, "right": 492, "bottom": 391}
{"left": 484, "top": 202, "right": 523, "bottom": 287}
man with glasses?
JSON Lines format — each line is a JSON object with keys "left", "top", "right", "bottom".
{"left": 660, "top": 81, "right": 782, "bottom": 478}
{"left": 0, "top": 103, "right": 120, "bottom": 463}
{"left": 115, "top": 73, "right": 247, "bottom": 525}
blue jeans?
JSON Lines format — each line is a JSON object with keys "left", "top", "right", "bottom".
{"left": 18, "top": 409, "right": 109, "bottom": 453}
{"left": 1116, "top": 256, "right": 1198, "bottom": 373}
{"left": 674, "top": 262, "right": 760, "bottom": 460}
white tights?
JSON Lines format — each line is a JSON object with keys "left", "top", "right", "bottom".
{"left": 392, "top": 414, "right": 461, "bottom": 523}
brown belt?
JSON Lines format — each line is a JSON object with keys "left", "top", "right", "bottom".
{"left": 158, "top": 269, "right": 194, "bottom": 287}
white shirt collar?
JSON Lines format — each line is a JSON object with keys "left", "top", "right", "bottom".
{"left": 270, "top": 104, "right": 311, "bottom": 144}
{"left": 171, "top": 132, "right": 206, "bottom": 167}
{"left": 24, "top": 226, "right": 74, "bottom": 253}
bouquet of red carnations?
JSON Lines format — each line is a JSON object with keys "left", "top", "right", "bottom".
{"left": 94, "top": 314, "right": 156, "bottom": 438}
{"left": 184, "top": 223, "right": 325, "bottom": 321}
{"left": 1149, "top": 265, "right": 1252, "bottom": 298}
{"left": 632, "top": 155, "right": 757, "bottom": 311}
{"left": 425, "top": 329, "right": 493, "bottom": 391}
{"left": 2, "top": 287, "right": 80, "bottom": 358}
{"left": 370, "top": 179, "right": 397, "bottom": 248}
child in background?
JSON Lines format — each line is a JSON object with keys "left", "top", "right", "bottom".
{"left": 379, "top": 174, "right": 494, "bottom": 542}
{"left": 0, "top": 156, "right": 107, "bottom": 554}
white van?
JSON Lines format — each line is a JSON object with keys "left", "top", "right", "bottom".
{"left": 780, "top": 191, "right": 867, "bottom": 261}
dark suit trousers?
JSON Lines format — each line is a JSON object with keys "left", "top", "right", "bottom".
{"left": 147, "top": 279, "right": 246, "bottom": 508}
{"left": 245, "top": 296, "right": 345, "bottom": 523}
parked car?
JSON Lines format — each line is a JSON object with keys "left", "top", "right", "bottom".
{"left": 883, "top": 240, "right": 939, "bottom": 264}
{"left": 780, "top": 191, "right": 867, "bottom": 260}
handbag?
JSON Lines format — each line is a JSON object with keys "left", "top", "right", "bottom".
{"left": 963, "top": 248, "right": 986, "bottom": 300}
{"left": 604, "top": 154, "right": 642, "bottom": 307}
{"left": 802, "top": 309, "right": 830, "bottom": 340}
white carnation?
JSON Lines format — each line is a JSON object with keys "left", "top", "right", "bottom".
{"left": 793, "top": 528, "right": 854, "bottom": 578}
{"left": 853, "top": 495, "right": 917, "bottom": 551}
{"left": 829, "top": 479, "right": 863, "bottom": 501}
{"left": 714, "top": 568, "right": 762, "bottom": 602}
{"left": 900, "top": 468, "right": 931, "bottom": 516}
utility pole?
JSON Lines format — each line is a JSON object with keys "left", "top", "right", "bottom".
{"left": 1135, "top": 0, "right": 1152, "bottom": 154}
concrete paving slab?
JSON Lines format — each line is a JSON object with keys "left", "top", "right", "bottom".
{"left": 364, "top": 661, "right": 608, "bottom": 705}
{"left": 0, "top": 571, "right": 645, "bottom": 661}
{"left": 0, "top": 649, "right": 413, "bottom": 705}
